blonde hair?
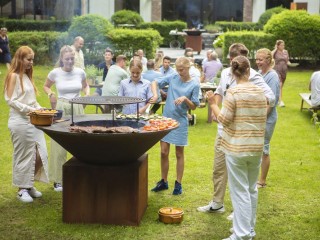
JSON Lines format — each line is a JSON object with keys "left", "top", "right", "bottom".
{"left": 129, "top": 59, "right": 143, "bottom": 71}
{"left": 55, "top": 45, "right": 75, "bottom": 67}
{"left": 175, "top": 56, "right": 191, "bottom": 68}
{"left": 231, "top": 55, "right": 250, "bottom": 80}
{"left": 4, "top": 46, "right": 36, "bottom": 94}
{"left": 256, "top": 48, "right": 275, "bottom": 68}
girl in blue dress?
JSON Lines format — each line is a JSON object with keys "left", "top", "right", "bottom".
{"left": 150, "top": 57, "right": 200, "bottom": 195}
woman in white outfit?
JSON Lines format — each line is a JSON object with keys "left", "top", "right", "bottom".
{"left": 4, "top": 46, "right": 49, "bottom": 203}
{"left": 43, "top": 45, "right": 89, "bottom": 192}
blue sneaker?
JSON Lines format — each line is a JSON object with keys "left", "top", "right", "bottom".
{"left": 151, "top": 179, "right": 168, "bottom": 192}
{"left": 172, "top": 180, "right": 182, "bottom": 195}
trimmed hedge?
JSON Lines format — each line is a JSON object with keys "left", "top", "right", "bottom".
{"left": 68, "top": 14, "right": 114, "bottom": 65}
{"left": 107, "top": 28, "right": 162, "bottom": 59}
{"left": 0, "top": 18, "right": 70, "bottom": 32}
{"left": 139, "top": 21, "right": 187, "bottom": 47}
{"left": 258, "top": 6, "right": 286, "bottom": 26}
{"left": 8, "top": 31, "right": 68, "bottom": 65}
{"left": 222, "top": 31, "right": 276, "bottom": 62}
{"left": 264, "top": 10, "right": 320, "bottom": 62}
{"left": 215, "top": 21, "right": 262, "bottom": 32}
{"left": 111, "top": 10, "right": 144, "bottom": 26}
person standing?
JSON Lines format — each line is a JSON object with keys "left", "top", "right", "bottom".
{"left": 142, "top": 59, "right": 162, "bottom": 113}
{"left": 272, "top": 40, "right": 290, "bottom": 107}
{"left": 43, "top": 45, "right": 89, "bottom": 192}
{"left": 94, "top": 48, "right": 115, "bottom": 96}
{"left": 197, "top": 43, "right": 275, "bottom": 217}
{"left": 0, "top": 27, "right": 11, "bottom": 69}
{"left": 71, "top": 36, "right": 85, "bottom": 70}
{"left": 208, "top": 55, "right": 267, "bottom": 240}
{"left": 118, "top": 60, "right": 153, "bottom": 115}
{"left": 150, "top": 57, "right": 200, "bottom": 195}
{"left": 256, "top": 48, "right": 280, "bottom": 188}
{"left": 4, "top": 46, "right": 49, "bottom": 203}
{"left": 102, "top": 55, "right": 129, "bottom": 97}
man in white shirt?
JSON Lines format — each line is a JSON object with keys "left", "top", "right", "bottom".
{"left": 309, "top": 71, "right": 320, "bottom": 107}
{"left": 71, "top": 36, "right": 85, "bottom": 69}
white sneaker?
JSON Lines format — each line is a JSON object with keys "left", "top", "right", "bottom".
{"left": 17, "top": 189, "right": 33, "bottom": 203}
{"left": 279, "top": 101, "right": 285, "bottom": 107}
{"left": 227, "top": 211, "right": 234, "bottom": 221}
{"left": 28, "top": 187, "right": 42, "bottom": 198}
{"left": 197, "top": 201, "right": 225, "bottom": 213}
{"left": 54, "top": 182, "right": 63, "bottom": 192}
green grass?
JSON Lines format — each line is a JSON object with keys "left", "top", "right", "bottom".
{"left": 0, "top": 65, "right": 319, "bottom": 239}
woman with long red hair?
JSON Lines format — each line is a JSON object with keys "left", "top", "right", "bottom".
{"left": 4, "top": 46, "right": 49, "bottom": 203}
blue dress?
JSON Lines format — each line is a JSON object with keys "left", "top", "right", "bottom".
{"left": 157, "top": 73, "right": 200, "bottom": 146}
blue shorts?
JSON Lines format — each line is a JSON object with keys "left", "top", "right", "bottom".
{"left": 263, "top": 121, "right": 276, "bottom": 155}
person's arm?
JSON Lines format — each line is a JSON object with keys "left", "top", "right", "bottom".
{"left": 5, "top": 73, "right": 37, "bottom": 112}
{"left": 43, "top": 79, "right": 57, "bottom": 109}
{"left": 150, "top": 81, "right": 159, "bottom": 104}
{"left": 82, "top": 79, "right": 90, "bottom": 96}
{"left": 250, "top": 70, "right": 275, "bottom": 107}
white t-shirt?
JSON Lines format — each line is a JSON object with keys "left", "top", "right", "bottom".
{"left": 310, "top": 71, "right": 320, "bottom": 107}
{"left": 47, "top": 67, "right": 86, "bottom": 100}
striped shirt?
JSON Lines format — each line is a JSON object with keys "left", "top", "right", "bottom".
{"left": 218, "top": 82, "right": 267, "bottom": 157}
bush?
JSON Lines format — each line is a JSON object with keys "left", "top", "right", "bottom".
{"left": 221, "top": 31, "right": 276, "bottom": 63}
{"left": 108, "top": 29, "right": 162, "bottom": 59}
{"left": 264, "top": 10, "right": 320, "bottom": 62}
{"left": 258, "top": 6, "right": 286, "bottom": 26}
{"left": 68, "top": 14, "right": 114, "bottom": 65}
{"left": 0, "top": 18, "right": 70, "bottom": 32}
{"left": 139, "top": 21, "right": 186, "bottom": 47}
{"left": 205, "top": 24, "right": 222, "bottom": 33}
{"left": 111, "top": 10, "right": 144, "bottom": 27}
{"left": 215, "top": 21, "right": 262, "bottom": 32}
{"left": 8, "top": 31, "right": 68, "bottom": 65}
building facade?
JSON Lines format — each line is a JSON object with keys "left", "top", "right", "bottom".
{"left": 0, "top": 0, "right": 319, "bottom": 23}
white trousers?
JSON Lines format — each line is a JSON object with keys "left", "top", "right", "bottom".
{"left": 225, "top": 154, "right": 262, "bottom": 240}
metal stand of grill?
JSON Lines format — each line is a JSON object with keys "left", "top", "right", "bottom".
{"left": 69, "top": 96, "right": 146, "bottom": 125}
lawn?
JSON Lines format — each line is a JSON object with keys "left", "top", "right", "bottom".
{"left": 0, "top": 65, "right": 319, "bottom": 240}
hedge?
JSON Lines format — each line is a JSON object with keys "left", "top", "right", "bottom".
{"left": 215, "top": 21, "right": 262, "bottom": 32}
{"left": 258, "top": 6, "right": 286, "bottom": 26}
{"left": 264, "top": 10, "right": 320, "bottom": 62}
{"left": 139, "top": 21, "right": 187, "bottom": 47}
{"left": 111, "top": 10, "right": 144, "bottom": 26}
{"left": 107, "top": 28, "right": 162, "bottom": 59}
{"left": 221, "top": 31, "right": 276, "bottom": 63}
{"left": 0, "top": 18, "right": 70, "bottom": 32}
{"left": 8, "top": 31, "right": 68, "bottom": 65}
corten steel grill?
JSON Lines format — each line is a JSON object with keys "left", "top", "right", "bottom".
{"left": 70, "top": 96, "right": 145, "bottom": 125}
{"left": 38, "top": 115, "right": 176, "bottom": 165}
{"left": 36, "top": 97, "right": 178, "bottom": 225}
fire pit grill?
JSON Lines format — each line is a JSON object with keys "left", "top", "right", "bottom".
{"left": 69, "top": 96, "right": 146, "bottom": 125}
{"left": 70, "top": 96, "right": 145, "bottom": 105}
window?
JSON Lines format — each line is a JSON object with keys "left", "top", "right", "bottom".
{"left": 162, "top": 0, "right": 243, "bottom": 25}
{"left": 115, "top": 0, "right": 140, "bottom": 13}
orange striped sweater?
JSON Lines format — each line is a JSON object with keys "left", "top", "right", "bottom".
{"left": 217, "top": 82, "right": 267, "bottom": 157}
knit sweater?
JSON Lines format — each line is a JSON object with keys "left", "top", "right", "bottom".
{"left": 218, "top": 82, "right": 267, "bottom": 157}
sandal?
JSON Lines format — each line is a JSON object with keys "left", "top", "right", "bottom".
{"left": 257, "top": 182, "right": 267, "bottom": 188}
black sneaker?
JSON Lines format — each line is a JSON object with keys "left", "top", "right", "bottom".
{"left": 172, "top": 180, "right": 182, "bottom": 195}
{"left": 151, "top": 179, "right": 168, "bottom": 192}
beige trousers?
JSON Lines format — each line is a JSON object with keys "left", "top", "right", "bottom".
{"left": 49, "top": 99, "right": 84, "bottom": 183}
{"left": 212, "top": 135, "right": 228, "bottom": 203}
